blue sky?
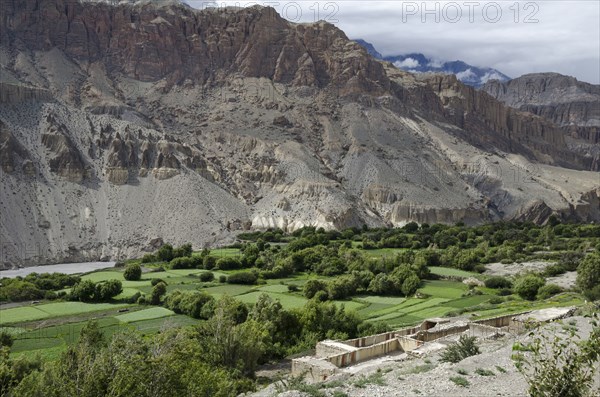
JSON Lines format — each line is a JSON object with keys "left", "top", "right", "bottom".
{"left": 184, "top": 1, "right": 600, "bottom": 83}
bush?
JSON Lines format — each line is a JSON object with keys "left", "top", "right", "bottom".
{"left": 512, "top": 313, "right": 600, "bottom": 397}
{"left": 449, "top": 376, "right": 470, "bottom": 387}
{"left": 202, "top": 256, "right": 217, "bottom": 270}
{"left": 173, "top": 243, "right": 193, "bottom": 258}
{"left": 216, "top": 257, "right": 242, "bottom": 270}
{"left": 141, "top": 254, "right": 157, "bottom": 264}
{"left": 537, "top": 284, "right": 563, "bottom": 300}
{"left": 287, "top": 284, "right": 299, "bottom": 292}
{"left": 303, "top": 279, "right": 328, "bottom": 299}
{"left": 157, "top": 244, "right": 174, "bottom": 262}
{"left": 441, "top": 335, "right": 480, "bottom": 363}
{"left": 150, "top": 278, "right": 166, "bottom": 286}
{"left": 170, "top": 257, "right": 194, "bottom": 269}
{"left": 498, "top": 288, "right": 513, "bottom": 296}
{"left": 199, "top": 272, "right": 215, "bottom": 282}
{"left": 123, "top": 263, "right": 142, "bottom": 281}
{"left": 227, "top": 271, "right": 258, "bottom": 285}
{"left": 70, "top": 279, "right": 122, "bottom": 302}
{"left": 150, "top": 282, "right": 167, "bottom": 305}
{"left": 484, "top": 276, "right": 512, "bottom": 289}
{"left": 576, "top": 253, "right": 600, "bottom": 300}
{"left": 514, "top": 275, "right": 545, "bottom": 301}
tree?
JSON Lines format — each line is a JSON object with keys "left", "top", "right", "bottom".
{"left": 123, "top": 263, "right": 142, "bottom": 281}
{"left": 70, "top": 280, "right": 96, "bottom": 302}
{"left": 401, "top": 274, "right": 421, "bottom": 296}
{"left": 514, "top": 275, "right": 545, "bottom": 301}
{"left": 95, "top": 280, "right": 122, "bottom": 301}
{"left": 157, "top": 244, "right": 174, "bottom": 262}
{"left": 0, "top": 332, "right": 13, "bottom": 348}
{"left": 485, "top": 276, "right": 513, "bottom": 289}
{"left": 576, "top": 253, "right": 600, "bottom": 300}
{"left": 513, "top": 315, "right": 600, "bottom": 397}
{"left": 150, "top": 282, "right": 167, "bottom": 305}
{"left": 196, "top": 296, "right": 267, "bottom": 375}
{"left": 303, "top": 279, "right": 327, "bottom": 299}
{"left": 368, "top": 273, "right": 400, "bottom": 296}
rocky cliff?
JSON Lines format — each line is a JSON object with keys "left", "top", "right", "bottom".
{"left": 0, "top": 0, "right": 598, "bottom": 267}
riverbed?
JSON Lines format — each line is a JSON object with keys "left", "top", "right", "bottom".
{"left": 0, "top": 261, "right": 116, "bottom": 278}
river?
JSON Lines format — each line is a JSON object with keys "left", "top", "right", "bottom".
{"left": 0, "top": 261, "right": 117, "bottom": 278}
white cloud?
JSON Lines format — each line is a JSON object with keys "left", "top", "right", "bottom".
{"left": 187, "top": 1, "right": 600, "bottom": 84}
{"left": 455, "top": 69, "right": 476, "bottom": 81}
{"left": 481, "top": 71, "right": 507, "bottom": 83}
{"left": 394, "top": 58, "right": 420, "bottom": 68}
{"left": 428, "top": 59, "right": 444, "bottom": 68}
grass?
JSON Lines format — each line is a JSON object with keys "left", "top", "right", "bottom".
{"left": 362, "top": 248, "right": 407, "bottom": 258}
{"left": 115, "top": 307, "right": 174, "bottom": 323}
{"left": 418, "top": 280, "right": 468, "bottom": 299}
{"left": 495, "top": 366, "right": 507, "bottom": 373}
{"left": 475, "top": 368, "right": 495, "bottom": 376}
{"left": 234, "top": 292, "right": 308, "bottom": 309}
{"left": 449, "top": 376, "right": 470, "bottom": 387}
{"left": 444, "top": 295, "right": 493, "bottom": 308}
{"left": 81, "top": 271, "right": 123, "bottom": 282}
{"left": 129, "top": 315, "right": 201, "bottom": 333}
{"left": 429, "top": 267, "right": 479, "bottom": 278}
{"left": 403, "top": 364, "right": 436, "bottom": 374}
{"left": 0, "top": 302, "right": 129, "bottom": 324}
{"left": 353, "top": 372, "right": 386, "bottom": 388}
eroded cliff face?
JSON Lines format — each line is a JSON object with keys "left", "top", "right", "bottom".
{"left": 421, "top": 74, "right": 595, "bottom": 170}
{"left": 482, "top": 73, "right": 600, "bottom": 167}
{"left": 0, "top": 1, "right": 598, "bottom": 267}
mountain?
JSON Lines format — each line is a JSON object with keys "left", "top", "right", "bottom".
{"left": 483, "top": 73, "right": 600, "bottom": 170}
{"left": 1, "top": 0, "right": 598, "bottom": 267}
{"left": 354, "top": 40, "right": 510, "bottom": 87}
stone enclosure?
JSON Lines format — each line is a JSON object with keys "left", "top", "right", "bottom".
{"left": 292, "top": 307, "right": 576, "bottom": 382}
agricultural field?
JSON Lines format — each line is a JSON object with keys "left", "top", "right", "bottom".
{"left": 2, "top": 221, "right": 597, "bottom": 372}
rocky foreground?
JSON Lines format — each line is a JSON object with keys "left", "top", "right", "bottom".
{"left": 1, "top": 0, "right": 599, "bottom": 267}
{"left": 253, "top": 315, "right": 600, "bottom": 397}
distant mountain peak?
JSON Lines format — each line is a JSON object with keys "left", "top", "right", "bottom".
{"left": 354, "top": 39, "right": 510, "bottom": 88}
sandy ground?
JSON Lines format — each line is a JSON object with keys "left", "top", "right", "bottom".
{"left": 484, "top": 261, "right": 553, "bottom": 277}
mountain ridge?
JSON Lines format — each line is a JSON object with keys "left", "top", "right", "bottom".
{"left": 0, "top": 0, "right": 598, "bottom": 267}
{"left": 354, "top": 39, "right": 510, "bottom": 87}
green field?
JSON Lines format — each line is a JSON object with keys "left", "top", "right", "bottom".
{"left": 0, "top": 302, "right": 129, "bottom": 324}
{"left": 235, "top": 291, "right": 308, "bottom": 309}
{"left": 115, "top": 307, "right": 175, "bottom": 323}
{"left": 418, "top": 280, "right": 468, "bottom": 299}
{"left": 429, "top": 267, "right": 480, "bottom": 278}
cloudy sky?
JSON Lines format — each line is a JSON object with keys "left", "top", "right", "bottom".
{"left": 185, "top": 1, "right": 600, "bottom": 83}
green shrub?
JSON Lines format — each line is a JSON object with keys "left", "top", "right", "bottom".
{"left": 219, "top": 275, "right": 227, "bottom": 283}
{"left": 514, "top": 275, "right": 545, "bottom": 300}
{"left": 141, "top": 254, "right": 157, "bottom": 263}
{"left": 151, "top": 278, "right": 166, "bottom": 286}
{"left": 449, "top": 376, "right": 470, "bottom": 387}
{"left": 170, "top": 257, "right": 194, "bottom": 269}
{"left": 475, "top": 368, "right": 495, "bottom": 376}
{"left": 576, "top": 253, "right": 600, "bottom": 300}
{"left": 484, "top": 276, "right": 512, "bottom": 289}
{"left": 123, "top": 263, "right": 142, "bottom": 281}
{"left": 537, "top": 284, "right": 563, "bottom": 300}
{"left": 227, "top": 271, "right": 258, "bottom": 285}
{"left": 441, "top": 335, "right": 480, "bottom": 363}
{"left": 199, "top": 272, "right": 215, "bottom": 282}
{"left": 216, "top": 257, "right": 242, "bottom": 270}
